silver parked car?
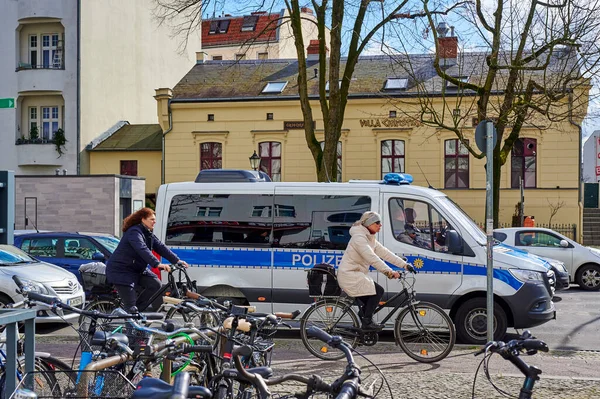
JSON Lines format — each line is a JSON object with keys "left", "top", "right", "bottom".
{"left": 0, "top": 244, "right": 85, "bottom": 322}
{"left": 494, "top": 227, "right": 600, "bottom": 291}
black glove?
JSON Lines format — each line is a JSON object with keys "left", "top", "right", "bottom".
{"left": 406, "top": 263, "right": 416, "bottom": 273}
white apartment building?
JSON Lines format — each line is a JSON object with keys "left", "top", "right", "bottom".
{"left": 201, "top": 7, "right": 328, "bottom": 61}
{"left": 0, "top": 0, "right": 201, "bottom": 175}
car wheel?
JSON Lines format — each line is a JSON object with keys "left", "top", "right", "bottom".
{"left": 576, "top": 264, "right": 600, "bottom": 291}
{"left": 454, "top": 297, "right": 507, "bottom": 345}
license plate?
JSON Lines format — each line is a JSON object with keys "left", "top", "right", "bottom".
{"left": 68, "top": 297, "right": 83, "bottom": 307}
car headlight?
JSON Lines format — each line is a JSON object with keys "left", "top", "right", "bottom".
{"left": 509, "top": 269, "right": 544, "bottom": 283}
{"left": 547, "top": 260, "right": 567, "bottom": 273}
{"left": 19, "top": 279, "right": 50, "bottom": 294}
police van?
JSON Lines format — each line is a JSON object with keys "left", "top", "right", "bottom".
{"left": 154, "top": 170, "right": 556, "bottom": 344}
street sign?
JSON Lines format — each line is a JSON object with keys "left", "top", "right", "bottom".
{"left": 0, "top": 98, "right": 15, "bottom": 109}
{"left": 475, "top": 120, "right": 498, "bottom": 153}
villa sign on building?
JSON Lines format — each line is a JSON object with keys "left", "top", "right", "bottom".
{"left": 359, "top": 117, "right": 421, "bottom": 128}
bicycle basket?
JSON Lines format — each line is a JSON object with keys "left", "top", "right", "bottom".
{"left": 10, "top": 369, "right": 135, "bottom": 399}
{"left": 81, "top": 271, "right": 109, "bottom": 292}
{"left": 307, "top": 263, "right": 341, "bottom": 298}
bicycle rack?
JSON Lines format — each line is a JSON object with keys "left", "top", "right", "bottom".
{"left": 0, "top": 308, "right": 36, "bottom": 395}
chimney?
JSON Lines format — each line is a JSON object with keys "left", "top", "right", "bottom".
{"left": 436, "top": 22, "right": 458, "bottom": 59}
{"left": 300, "top": 7, "right": 313, "bottom": 15}
{"left": 307, "top": 40, "right": 328, "bottom": 61}
{"left": 196, "top": 51, "right": 209, "bottom": 64}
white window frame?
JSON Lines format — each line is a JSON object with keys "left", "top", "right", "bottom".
{"left": 262, "top": 81, "right": 288, "bottom": 94}
{"left": 41, "top": 33, "right": 59, "bottom": 69}
{"left": 41, "top": 106, "right": 59, "bottom": 140}
{"left": 196, "top": 206, "right": 223, "bottom": 217}
{"left": 384, "top": 78, "right": 408, "bottom": 90}
{"left": 28, "top": 107, "right": 38, "bottom": 135}
{"left": 29, "top": 35, "right": 38, "bottom": 67}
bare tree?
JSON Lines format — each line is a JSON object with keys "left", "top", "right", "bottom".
{"left": 547, "top": 198, "right": 566, "bottom": 225}
{"left": 153, "top": 0, "right": 468, "bottom": 181}
{"left": 385, "top": 0, "right": 600, "bottom": 226}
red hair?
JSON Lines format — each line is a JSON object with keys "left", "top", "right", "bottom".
{"left": 122, "top": 207, "right": 155, "bottom": 233}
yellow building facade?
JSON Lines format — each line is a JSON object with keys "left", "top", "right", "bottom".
{"left": 156, "top": 55, "right": 587, "bottom": 240}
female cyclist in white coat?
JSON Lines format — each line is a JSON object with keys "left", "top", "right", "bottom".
{"left": 337, "top": 211, "right": 415, "bottom": 330}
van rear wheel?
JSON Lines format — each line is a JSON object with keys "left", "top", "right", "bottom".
{"left": 455, "top": 298, "right": 507, "bottom": 345}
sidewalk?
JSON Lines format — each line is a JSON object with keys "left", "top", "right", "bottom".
{"left": 269, "top": 341, "right": 600, "bottom": 398}
{"left": 36, "top": 338, "right": 600, "bottom": 398}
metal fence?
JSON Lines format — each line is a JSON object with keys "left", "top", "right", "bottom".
{"left": 476, "top": 222, "right": 577, "bottom": 241}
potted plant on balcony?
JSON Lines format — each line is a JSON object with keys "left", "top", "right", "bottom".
{"left": 53, "top": 128, "right": 67, "bottom": 157}
{"left": 29, "top": 126, "right": 39, "bottom": 143}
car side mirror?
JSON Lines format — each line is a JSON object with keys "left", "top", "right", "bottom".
{"left": 447, "top": 230, "right": 463, "bottom": 255}
{"left": 92, "top": 252, "right": 106, "bottom": 261}
{"left": 560, "top": 240, "right": 569, "bottom": 248}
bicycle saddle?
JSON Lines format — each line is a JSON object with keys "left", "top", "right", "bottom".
{"left": 132, "top": 377, "right": 212, "bottom": 399}
{"left": 90, "top": 331, "right": 129, "bottom": 347}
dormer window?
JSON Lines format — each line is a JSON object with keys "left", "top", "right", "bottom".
{"left": 262, "top": 81, "right": 288, "bottom": 94}
{"left": 384, "top": 78, "right": 408, "bottom": 90}
{"left": 446, "top": 76, "right": 469, "bottom": 90}
{"left": 209, "top": 20, "right": 230, "bottom": 34}
{"left": 241, "top": 16, "right": 259, "bottom": 32}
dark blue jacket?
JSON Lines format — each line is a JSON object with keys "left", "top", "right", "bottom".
{"left": 106, "top": 224, "right": 180, "bottom": 286}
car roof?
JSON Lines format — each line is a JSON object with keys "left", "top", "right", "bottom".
{"left": 14, "top": 231, "right": 114, "bottom": 238}
{"left": 495, "top": 227, "right": 559, "bottom": 234}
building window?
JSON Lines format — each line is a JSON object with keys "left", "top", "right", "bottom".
{"left": 120, "top": 160, "right": 138, "bottom": 176}
{"left": 319, "top": 141, "right": 343, "bottom": 182}
{"left": 266, "top": 113, "right": 273, "bottom": 120}
{"left": 384, "top": 78, "right": 408, "bottom": 90}
{"left": 389, "top": 110, "right": 397, "bottom": 118}
{"left": 259, "top": 142, "right": 281, "bottom": 182}
{"left": 258, "top": 52, "right": 268, "bottom": 60}
{"left": 208, "top": 114, "right": 214, "bottom": 121}
{"left": 235, "top": 54, "right": 246, "bottom": 61}
{"left": 512, "top": 138, "right": 537, "bottom": 188}
{"left": 29, "top": 35, "right": 38, "bottom": 67}
{"left": 212, "top": 55, "right": 223, "bottom": 60}
{"left": 262, "top": 81, "right": 288, "bottom": 94}
{"left": 28, "top": 107, "right": 37, "bottom": 136}
{"left": 41, "top": 106, "right": 59, "bottom": 140}
{"left": 209, "top": 20, "right": 230, "bottom": 34}
{"left": 41, "top": 34, "right": 59, "bottom": 69}
{"left": 444, "top": 139, "right": 469, "bottom": 188}
{"left": 201, "top": 142, "right": 222, "bottom": 170}
{"left": 196, "top": 207, "right": 223, "bottom": 217}
{"left": 381, "top": 140, "right": 405, "bottom": 176}
{"left": 241, "top": 15, "right": 259, "bottom": 31}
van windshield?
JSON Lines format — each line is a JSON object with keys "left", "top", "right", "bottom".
{"left": 437, "top": 197, "right": 486, "bottom": 245}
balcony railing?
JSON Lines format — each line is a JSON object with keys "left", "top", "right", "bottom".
{"left": 16, "top": 62, "right": 64, "bottom": 72}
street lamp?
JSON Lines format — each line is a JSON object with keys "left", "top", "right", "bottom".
{"left": 249, "top": 150, "right": 261, "bottom": 171}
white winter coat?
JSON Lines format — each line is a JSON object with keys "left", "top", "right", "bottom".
{"left": 337, "top": 225, "right": 407, "bottom": 297}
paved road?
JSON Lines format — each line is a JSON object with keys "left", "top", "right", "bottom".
{"left": 36, "top": 285, "right": 600, "bottom": 350}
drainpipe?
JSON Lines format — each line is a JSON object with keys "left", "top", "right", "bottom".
{"left": 569, "top": 91, "right": 583, "bottom": 242}
{"left": 76, "top": 0, "right": 81, "bottom": 174}
{"left": 161, "top": 101, "right": 172, "bottom": 184}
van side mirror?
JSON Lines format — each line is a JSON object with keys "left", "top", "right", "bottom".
{"left": 559, "top": 240, "right": 569, "bottom": 248}
{"left": 92, "top": 252, "right": 106, "bottom": 261}
{"left": 447, "top": 230, "right": 463, "bottom": 255}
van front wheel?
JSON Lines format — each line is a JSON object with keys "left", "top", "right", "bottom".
{"left": 455, "top": 298, "right": 507, "bottom": 345}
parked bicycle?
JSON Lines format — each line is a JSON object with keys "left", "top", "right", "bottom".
{"left": 300, "top": 265, "right": 455, "bottom": 363}
{"left": 473, "top": 330, "right": 548, "bottom": 399}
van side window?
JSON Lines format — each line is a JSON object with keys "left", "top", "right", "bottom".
{"left": 389, "top": 198, "right": 452, "bottom": 253}
{"left": 165, "top": 194, "right": 274, "bottom": 246}
{"left": 273, "top": 195, "right": 372, "bottom": 250}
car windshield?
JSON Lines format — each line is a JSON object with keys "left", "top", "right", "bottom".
{"left": 92, "top": 235, "right": 120, "bottom": 253}
{"left": 436, "top": 196, "right": 487, "bottom": 246}
{"left": 0, "top": 245, "right": 36, "bottom": 265}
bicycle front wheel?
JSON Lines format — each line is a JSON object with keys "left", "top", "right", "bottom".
{"left": 299, "top": 300, "right": 360, "bottom": 360}
{"left": 394, "top": 301, "right": 455, "bottom": 363}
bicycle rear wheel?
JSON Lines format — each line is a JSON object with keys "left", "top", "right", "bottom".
{"left": 299, "top": 299, "right": 360, "bottom": 360}
{"left": 394, "top": 301, "right": 455, "bottom": 363}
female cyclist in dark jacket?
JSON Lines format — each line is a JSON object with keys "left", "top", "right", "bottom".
{"left": 106, "top": 207, "right": 188, "bottom": 312}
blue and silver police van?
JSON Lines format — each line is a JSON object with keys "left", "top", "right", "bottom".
{"left": 154, "top": 170, "right": 556, "bottom": 344}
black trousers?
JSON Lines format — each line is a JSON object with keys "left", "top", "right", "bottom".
{"left": 115, "top": 273, "right": 162, "bottom": 313}
{"left": 356, "top": 282, "right": 385, "bottom": 320}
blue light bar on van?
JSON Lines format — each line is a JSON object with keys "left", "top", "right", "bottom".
{"left": 383, "top": 173, "right": 413, "bottom": 185}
